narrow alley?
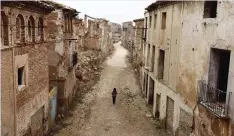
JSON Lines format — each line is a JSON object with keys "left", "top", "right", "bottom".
{"left": 55, "top": 42, "right": 168, "bottom": 136}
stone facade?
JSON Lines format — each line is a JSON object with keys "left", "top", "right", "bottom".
{"left": 1, "top": 1, "right": 54, "bottom": 135}
{"left": 44, "top": 1, "right": 79, "bottom": 112}
{"left": 132, "top": 18, "right": 144, "bottom": 76}
{"left": 83, "top": 15, "right": 113, "bottom": 56}
{"left": 122, "top": 21, "right": 135, "bottom": 50}
{"left": 109, "top": 22, "right": 122, "bottom": 43}
{"left": 142, "top": 1, "right": 234, "bottom": 136}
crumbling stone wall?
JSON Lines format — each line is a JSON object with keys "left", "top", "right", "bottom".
{"left": 45, "top": 6, "right": 79, "bottom": 113}
{"left": 122, "top": 21, "right": 135, "bottom": 50}
{"left": 83, "top": 19, "right": 101, "bottom": 51}
{"left": 83, "top": 17, "right": 113, "bottom": 57}
{"left": 110, "top": 22, "right": 122, "bottom": 43}
{"left": 133, "top": 19, "right": 144, "bottom": 73}
{"left": 98, "top": 19, "right": 113, "bottom": 56}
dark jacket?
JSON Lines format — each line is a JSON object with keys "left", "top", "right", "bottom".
{"left": 112, "top": 90, "right": 117, "bottom": 97}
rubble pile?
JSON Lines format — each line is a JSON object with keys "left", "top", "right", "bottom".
{"left": 76, "top": 49, "right": 104, "bottom": 95}
{"left": 47, "top": 49, "right": 105, "bottom": 135}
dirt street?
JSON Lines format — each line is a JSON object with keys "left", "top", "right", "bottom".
{"left": 55, "top": 42, "right": 169, "bottom": 136}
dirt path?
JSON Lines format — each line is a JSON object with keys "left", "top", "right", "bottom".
{"left": 55, "top": 42, "right": 168, "bottom": 136}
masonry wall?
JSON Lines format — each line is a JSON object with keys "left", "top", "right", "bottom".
{"left": 1, "top": 49, "right": 15, "bottom": 136}
{"left": 46, "top": 9, "right": 79, "bottom": 110}
{"left": 15, "top": 43, "right": 49, "bottom": 135}
{"left": 143, "top": 1, "right": 234, "bottom": 136}
{"left": 1, "top": 5, "right": 50, "bottom": 135}
{"left": 122, "top": 22, "right": 135, "bottom": 50}
{"left": 180, "top": 1, "right": 234, "bottom": 136}
{"left": 84, "top": 19, "right": 100, "bottom": 50}
{"left": 133, "top": 20, "right": 144, "bottom": 67}
{"left": 143, "top": 2, "right": 196, "bottom": 135}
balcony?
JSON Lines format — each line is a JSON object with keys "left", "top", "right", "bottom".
{"left": 198, "top": 80, "right": 231, "bottom": 118}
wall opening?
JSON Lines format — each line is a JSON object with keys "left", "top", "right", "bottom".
{"left": 144, "top": 73, "right": 148, "bottom": 98}
{"left": 147, "top": 44, "right": 151, "bottom": 66}
{"left": 38, "top": 17, "right": 44, "bottom": 41}
{"left": 149, "top": 16, "right": 152, "bottom": 28}
{"left": 151, "top": 45, "right": 155, "bottom": 72}
{"left": 166, "top": 97, "right": 174, "bottom": 132}
{"left": 204, "top": 1, "right": 217, "bottom": 18}
{"left": 16, "top": 14, "right": 25, "bottom": 43}
{"left": 18, "top": 67, "right": 24, "bottom": 86}
{"left": 161, "top": 12, "right": 167, "bottom": 29}
{"left": 148, "top": 77, "right": 154, "bottom": 105}
{"left": 155, "top": 93, "right": 161, "bottom": 118}
{"left": 154, "top": 14, "right": 157, "bottom": 29}
{"left": 1, "top": 11, "right": 9, "bottom": 46}
{"left": 158, "top": 49, "right": 165, "bottom": 79}
{"left": 208, "top": 48, "right": 230, "bottom": 102}
{"left": 144, "top": 17, "right": 147, "bottom": 38}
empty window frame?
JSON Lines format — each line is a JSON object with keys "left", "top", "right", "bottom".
{"left": 144, "top": 17, "right": 148, "bottom": 38}
{"left": 204, "top": 1, "right": 217, "bottom": 18}
{"left": 1, "top": 11, "right": 9, "bottom": 46}
{"left": 16, "top": 14, "right": 25, "bottom": 43}
{"left": 158, "top": 49, "right": 165, "bottom": 79}
{"left": 28, "top": 16, "right": 35, "bottom": 42}
{"left": 154, "top": 14, "right": 157, "bottom": 29}
{"left": 149, "top": 16, "right": 152, "bottom": 28}
{"left": 161, "top": 12, "right": 167, "bottom": 29}
{"left": 38, "top": 17, "right": 44, "bottom": 41}
{"left": 18, "top": 67, "right": 25, "bottom": 86}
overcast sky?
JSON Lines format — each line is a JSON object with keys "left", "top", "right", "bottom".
{"left": 56, "top": 0, "right": 154, "bottom": 24}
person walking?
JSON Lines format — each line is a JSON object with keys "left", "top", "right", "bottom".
{"left": 112, "top": 88, "right": 117, "bottom": 105}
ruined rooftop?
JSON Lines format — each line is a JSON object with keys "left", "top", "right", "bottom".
{"left": 146, "top": 0, "right": 180, "bottom": 12}
{"left": 133, "top": 18, "right": 144, "bottom": 22}
{"left": 43, "top": 0, "right": 80, "bottom": 16}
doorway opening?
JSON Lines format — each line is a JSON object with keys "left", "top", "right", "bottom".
{"left": 155, "top": 93, "right": 161, "bottom": 118}
{"left": 151, "top": 45, "right": 155, "bottom": 72}
{"left": 208, "top": 48, "right": 231, "bottom": 102}
{"left": 148, "top": 77, "right": 154, "bottom": 105}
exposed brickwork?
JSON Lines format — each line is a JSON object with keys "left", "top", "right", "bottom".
{"left": 1, "top": 49, "right": 15, "bottom": 136}
{"left": 1, "top": 2, "right": 53, "bottom": 135}
{"left": 45, "top": 6, "right": 79, "bottom": 112}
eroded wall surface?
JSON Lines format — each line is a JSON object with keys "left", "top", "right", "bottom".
{"left": 143, "top": 1, "right": 234, "bottom": 136}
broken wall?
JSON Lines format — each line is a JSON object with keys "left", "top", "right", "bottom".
{"left": 122, "top": 21, "right": 135, "bottom": 50}
{"left": 46, "top": 8, "right": 79, "bottom": 113}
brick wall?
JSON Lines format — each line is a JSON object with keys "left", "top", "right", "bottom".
{"left": 1, "top": 49, "right": 15, "bottom": 136}
{"left": 1, "top": 5, "right": 50, "bottom": 135}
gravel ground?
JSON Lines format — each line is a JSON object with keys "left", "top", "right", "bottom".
{"left": 55, "top": 42, "right": 170, "bottom": 136}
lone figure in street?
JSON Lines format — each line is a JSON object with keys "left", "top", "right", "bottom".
{"left": 112, "top": 88, "right": 117, "bottom": 105}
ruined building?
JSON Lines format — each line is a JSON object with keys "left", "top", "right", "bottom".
{"left": 44, "top": 1, "right": 79, "bottom": 114}
{"left": 1, "top": 1, "right": 54, "bottom": 135}
{"left": 122, "top": 21, "right": 135, "bottom": 50}
{"left": 83, "top": 15, "right": 113, "bottom": 57}
{"left": 109, "top": 22, "right": 122, "bottom": 43}
{"left": 132, "top": 18, "right": 144, "bottom": 75}
{"left": 142, "top": 1, "right": 234, "bottom": 136}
